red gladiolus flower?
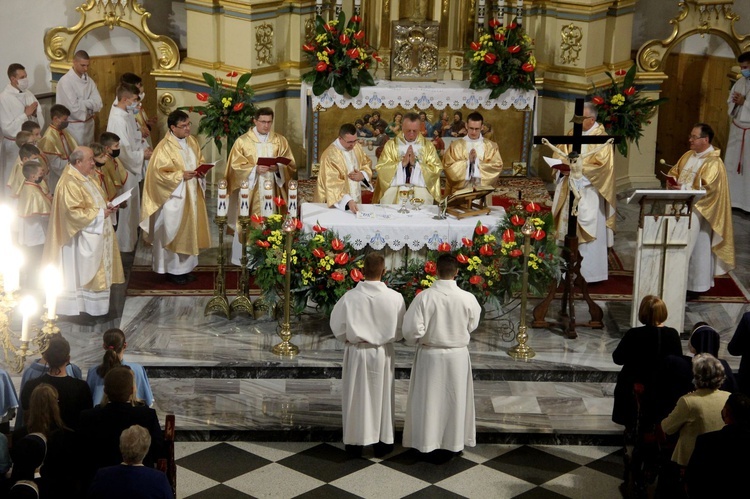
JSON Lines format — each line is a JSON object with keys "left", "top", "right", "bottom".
{"left": 502, "top": 228, "right": 515, "bottom": 243}
{"left": 615, "top": 69, "right": 627, "bottom": 77}
{"left": 424, "top": 261, "right": 437, "bottom": 275}
{"left": 315, "top": 61, "right": 328, "bottom": 72}
{"left": 351, "top": 15, "right": 362, "bottom": 23}
{"left": 437, "top": 242, "right": 451, "bottom": 252}
{"left": 331, "top": 238, "right": 344, "bottom": 251}
{"left": 334, "top": 252, "right": 350, "bottom": 265}
{"left": 251, "top": 214, "right": 265, "bottom": 224}
{"left": 592, "top": 96, "right": 605, "bottom": 106}
{"left": 278, "top": 264, "right": 287, "bottom": 275}
{"left": 494, "top": 33, "right": 506, "bottom": 42}
{"left": 232, "top": 102, "right": 245, "bottom": 112}
{"left": 522, "top": 63, "right": 535, "bottom": 72}
{"left": 302, "top": 43, "right": 316, "bottom": 52}
{"left": 346, "top": 48, "right": 359, "bottom": 59}
{"left": 489, "top": 19, "right": 500, "bottom": 28}
{"left": 312, "top": 248, "right": 326, "bottom": 259}
{"left": 339, "top": 34, "right": 351, "bottom": 45}
{"left": 508, "top": 45, "right": 521, "bottom": 54}
{"left": 508, "top": 22, "right": 517, "bottom": 30}
{"left": 475, "top": 223, "right": 489, "bottom": 235}
{"left": 525, "top": 202, "right": 540, "bottom": 213}
{"left": 457, "top": 254, "right": 469, "bottom": 264}
{"left": 256, "top": 240, "right": 270, "bottom": 248}
{"left": 532, "top": 229, "right": 546, "bottom": 241}
{"left": 196, "top": 92, "right": 209, "bottom": 102}
{"left": 350, "top": 268, "right": 364, "bottom": 282}
{"left": 624, "top": 86, "right": 636, "bottom": 96}
{"left": 509, "top": 249, "right": 523, "bottom": 257}
{"left": 510, "top": 214, "right": 525, "bottom": 226}
{"left": 313, "top": 223, "right": 327, "bottom": 233}
{"left": 226, "top": 71, "right": 238, "bottom": 78}
{"left": 461, "top": 237, "right": 473, "bottom": 247}
{"left": 470, "top": 41, "right": 481, "bottom": 51}
{"left": 486, "top": 74, "right": 500, "bottom": 85}
{"left": 353, "top": 30, "right": 365, "bottom": 40}
{"left": 484, "top": 53, "right": 497, "bottom": 65}
{"left": 295, "top": 218, "right": 303, "bottom": 230}
{"left": 331, "top": 271, "right": 345, "bottom": 282}
{"left": 273, "top": 197, "right": 286, "bottom": 207}
{"left": 325, "top": 46, "right": 336, "bottom": 55}
{"left": 470, "top": 275, "right": 483, "bottom": 285}
{"left": 479, "top": 244, "right": 494, "bottom": 256}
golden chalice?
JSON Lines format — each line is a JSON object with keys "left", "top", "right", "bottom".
{"left": 410, "top": 197, "right": 424, "bottom": 211}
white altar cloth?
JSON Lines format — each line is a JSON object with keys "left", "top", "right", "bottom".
{"left": 300, "top": 203, "right": 506, "bottom": 251}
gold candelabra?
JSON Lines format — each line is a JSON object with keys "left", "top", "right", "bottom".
{"left": 272, "top": 215, "right": 299, "bottom": 357}
{"left": 205, "top": 214, "right": 230, "bottom": 318}
{"left": 230, "top": 214, "right": 254, "bottom": 315}
{"left": 508, "top": 218, "right": 536, "bottom": 361}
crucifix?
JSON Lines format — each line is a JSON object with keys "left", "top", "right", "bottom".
{"left": 531, "top": 98, "right": 621, "bottom": 339}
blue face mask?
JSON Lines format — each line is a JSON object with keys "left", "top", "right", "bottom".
{"left": 742, "top": 68, "right": 750, "bottom": 79}
{"left": 126, "top": 101, "right": 139, "bottom": 113}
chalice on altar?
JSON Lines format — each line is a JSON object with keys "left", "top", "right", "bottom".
{"left": 397, "top": 184, "right": 413, "bottom": 214}
{"left": 410, "top": 197, "right": 424, "bottom": 211}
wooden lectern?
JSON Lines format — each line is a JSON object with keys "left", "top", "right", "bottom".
{"left": 626, "top": 189, "right": 705, "bottom": 333}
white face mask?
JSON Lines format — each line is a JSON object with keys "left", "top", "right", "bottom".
{"left": 16, "top": 78, "right": 29, "bottom": 91}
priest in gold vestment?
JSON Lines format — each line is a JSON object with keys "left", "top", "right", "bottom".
{"left": 668, "top": 123, "right": 735, "bottom": 294}
{"left": 225, "top": 107, "right": 296, "bottom": 264}
{"left": 140, "top": 110, "right": 211, "bottom": 284}
{"left": 442, "top": 112, "right": 503, "bottom": 197}
{"left": 38, "top": 104, "right": 78, "bottom": 193}
{"left": 44, "top": 146, "right": 124, "bottom": 317}
{"left": 373, "top": 113, "right": 442, "bottom": 205}
{"left": 314, "top": 123, "right": 374, "bottom": 213}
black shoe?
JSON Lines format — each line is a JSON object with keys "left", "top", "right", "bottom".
{"left": 373, "top": 441, "right": 394, "bottom": 458}
{"left": 424, "top": 449, "right": 455, "bottom": 464}
{"left": 167, "top": 273, "right": 189, "bottom": 285}
{"left": 345, "top": 445, "right": 363, "bottom": 459}
{"left": 183, "top": 273, "right": 197, "bottom": 283}
{"left": 686, "top": 290, "right": 702, "bottom": 301}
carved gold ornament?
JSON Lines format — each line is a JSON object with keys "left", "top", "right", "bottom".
{"left": 255, "top": 22, "right": 274, "bottom": 66}
{"left": 158, "top": 92, "right": 176, "bottom": 116}
{"left": 560, "top": 24, "right": 583, "bottom": 65}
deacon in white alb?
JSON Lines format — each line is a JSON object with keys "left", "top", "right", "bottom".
{"left": 55, "top": 50, "right": 103, "bottom": 146}
{"left": 330, "top": 252, "right": 405, "bottom": 458}
{"left": 725, "top": 51, "right": 750, "bottom": 212}
{"left": 402, "top": 254, "right": 481, "bottom": 459}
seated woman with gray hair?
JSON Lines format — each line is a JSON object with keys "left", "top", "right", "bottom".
{"left": 87, "top": 425, "right": 172, "bottom": 499}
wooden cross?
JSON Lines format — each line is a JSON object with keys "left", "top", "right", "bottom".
{"left": 531, "top": 98, "right": 621, "bottom": 339}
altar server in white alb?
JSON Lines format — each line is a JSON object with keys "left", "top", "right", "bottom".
{"left": 725, "top": 51, "right": 750, "bottom": 212}
{"left": 55, "top": 51, "right": 103, "bottom": 146}
{"left": 0, "top": 63, "right": 44, "bottom": 186}
{"left": 330, "top": 252, "right": 405, "bottom": 458}
{"left": 402, "top": 254, "right": 481, "bottom": 460}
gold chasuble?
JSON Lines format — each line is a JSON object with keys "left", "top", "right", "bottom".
{"left": 314, "top": 142, "right": 373, "bottom": 206}
{"left": 225, "top": 129, "right": 297, "bottom": 217}
{"left": 442, "top": 138, "right": 503, "bottom": 197}
{"left": 668, "top": 149, "right": 735, "bottom": 270}
{"left": 44, "top": 165, "right": 124, "bottom": 292}
{"left": 373, "top": 133, "right": 442, "bottom": 203}
{"left": 38, "top": 126, "right": 78, "bottom": 163}
{"left": 17, "top": 181, "right": 51, "bottom": 217}
{"left": 552, "top": 123, "right": 616, "bottom": 242}
{"left": 99, "top": 156, "right": 129, "bottom": 202}
{"left": 140, "top": 133, "right": 211, "bottom": 255}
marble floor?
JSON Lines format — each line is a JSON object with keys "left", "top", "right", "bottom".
{"left": 5, "top": 191, "right": 750, "bottom": 445}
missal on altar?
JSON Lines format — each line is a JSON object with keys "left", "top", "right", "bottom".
{"left": 195, "top": 159, "right": 222, "bottom": 176}
{"left": 257, "top": 156, "right": 292, "bottom": 166}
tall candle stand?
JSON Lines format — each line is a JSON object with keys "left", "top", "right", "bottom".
{"left": 230, "top": 216, "right": 254, "bottom": 315}
{"left": 272, "top": 215, "right": 299, "bottom": 357}
{"left": 205, "top": 215, "right": 230, "bottom": 318}
{"left": 508, "top": 219, "right": 536, "bottom": 360}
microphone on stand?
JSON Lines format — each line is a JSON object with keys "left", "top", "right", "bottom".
{"left": 659, "top": 159, "right": 675, "bottom": 169}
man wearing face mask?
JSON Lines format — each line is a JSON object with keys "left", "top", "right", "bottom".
{"left": 55, "top": 50, "right": 103, "bottom": 146}
{"left": 107, "top": 83, "right": 152, "bottom": 252}
{"left": 119, "top": 73, "right": 157, "bottom": 148}
{"left": 0, "top": 63, "right": 44, "bottom": 187}
{"left": 373, "top": 112, "right": 442, "bottom": 205}
{"left": 38, "top": 104, "right": 78, "bottom": 193}
{"left": 725, "top": 51, "right": 750, "bottom": 212}
{"left": 98, "top": 132, "right": 129, "bottom": 204}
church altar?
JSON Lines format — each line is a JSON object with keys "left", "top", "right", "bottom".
{"left": 300, "top": 202, "right": 506, "bottom": 251}
{"left": 302, "top": 80, "right": 536, "bottom": 177}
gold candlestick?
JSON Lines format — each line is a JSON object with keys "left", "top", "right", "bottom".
{"left": 272, "top": 216, "right": 299, "bottom": 357}
{"left": 230, "top": 215, "right": 254, "bottom": 315}
{"left": 205, "top": 215, "right": 230, "bottom": 317}
{"left": 508, "top": 219, "right": 536, "bottom": 360}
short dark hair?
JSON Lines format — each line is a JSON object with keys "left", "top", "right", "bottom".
{"left": 354, "top": 119, "right": 364, "bottom": 126}
{"left": 19, "top": 143, "right": 40, "bottom": 160}
{"left": 104, "top": 366, "right": 135, "bottom": 403}
{"left": 50, "top": 104, "right": 71, "bottom": 119}
{"left": 726, "top": 393, "right": 750, "bottom": 429}
{"left": 7, "top": 63, "right": 25, "bottom": 79}
{"left": 466, "top": 112, "right": 484, "bottom": 124}
{"left": 255, "top": 107, "right": 274, "bottom": 120}
{"left": 637, "top": 295, "right": 668, "bottom": 326}
{"left": 436, "top": 254, "right": 458, "bottom": 279}
{"left": 168, "top": 109, "right": 190, "bottom": 129}
{"left": 22, "top": 160, "right": 42, "bottom": 179}
{"left": 372, "top": 111, "right": 381, "bottom": 118}
{"left": 738, "top": 51, "right": 750, "bottom": 64}
{"left": 100, "top": 132, "right": 120, "bottom": 147}
{"left": 403, "top": 112, "right": 420, "bottom": 124}
{"left": 454, "top": 111, "right": 463, "bottom": 120}
{"left": 43, "top": 335, "right": 71, "bottom": 371}
{"left": 693, "top": 123, "right": 714, "bottom": 143}
{"left": 21, "top": 120, "right": 41, "bottom": 133}
{"left": 363, "top": 253, "right": 385, "bottom": 279}
{"left": 116, "top": 83, "right": 138, "bottom": 101}
{"left": 339, "top": 123, "right": 357, "bottom": 137}
{"left": 73, "top": 50, "right": 90, "bottom": 60}
{"left": 120, "top": 72, "right": 142, "bottom": 86}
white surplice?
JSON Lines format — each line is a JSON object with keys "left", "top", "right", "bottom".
{"left": 55, "top": 68, "right": 103, "bottom": 146}
{"left": 402, "top": 279, "right": 481, "bottom": 453}
{"left": 725, "top": 76, "right": 750, "bottom": 211}
{"left": 107, "top": 106, "right": 145, "bottom": 252}
{"left": 0, "top": 83, "right": 44, "bottom": 187}
{"left": 330, "top": 280, "right": 406, "bottom": 446}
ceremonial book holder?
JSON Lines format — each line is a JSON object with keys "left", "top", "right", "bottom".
{"left": 626, "top": 189, "right": 705, "bottom": 333}
{"left": 444, "top": 186, "right": 495, "bottom": 219}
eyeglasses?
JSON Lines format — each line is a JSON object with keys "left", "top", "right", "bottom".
{"left": 689, "top": 135, "right": 706, "bottom": 140}
{"left": 175, "top": 123, "right": 192, "bottom": 129}
{"left": 583, "top": 116, "right": 596, "bottom": 120}
{"left": 256, "top": 120, "right": 273, "bottom": 125}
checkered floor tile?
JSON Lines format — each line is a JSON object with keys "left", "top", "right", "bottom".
{"left": 176, "top": 442, "right": 624, "bottom": 498}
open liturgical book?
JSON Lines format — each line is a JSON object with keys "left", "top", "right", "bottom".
{"left": 444, "top": 185, "right": 495, "bottom": 219}
{"left": 195, "top": 158, "right": 223, "bottom": 176}
{"left": 257, "top": 156, "right": 292, "bottom": 167}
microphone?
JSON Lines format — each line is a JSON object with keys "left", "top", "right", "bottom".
{"left": 659, "top": 159, "right": 675, "bottom": 169}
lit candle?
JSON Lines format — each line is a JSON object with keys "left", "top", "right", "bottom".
{"left": 288, "top": 180, "right": 298, "bottom": 218}
{"left": 239, "top": 180, "right": 250, "bottom": 217}
{"left": 217, "top": 179, "right": 228, "bottom": 217}
{"left": 42, "top": 265, "right": 61, "bottom": 318}
{"left": 20, "top": 295, "right": 37, "bottom": 342}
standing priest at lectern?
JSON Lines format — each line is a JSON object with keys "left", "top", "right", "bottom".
{"left": 667, "top": 123, "right": 734, "bottom": 296}
{"left": 551, "top": 102, "right": 616, "bottom": 283}
{"left": 372, "top": 112, "right": 442, "bottom": 205}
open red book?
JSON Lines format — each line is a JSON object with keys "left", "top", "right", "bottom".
{"left": 660, "top": 171, "right": 679, "bottom": 189}
{"left": 195, "top": 161, "right": 218, "bottom": 176}
{"left": 257, "top": 156, "right": 292, "bottom": 166}
{"left": 551, "top": 163, "right": 570, "bottom": 173}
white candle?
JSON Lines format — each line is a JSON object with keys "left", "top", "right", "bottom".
{"left": 261, "top": 180, "right": 275, "bottom": 218}
{"left": 42, "top": 265, "right": 61, "bottom": 318}
{"left": 288, "top": 180, "right": 298, "bottom": 218}
{"left": 3, "top": 247, "right": 22, "bottom": 293}
{"left": 20, "top": 295, "right": 37, "bottom": 342}
{"left": 217, "top": 179, "right": 228, "bottom": 217}
{"left": 239, "top": 180, "right": 250, "bottom": 217}
{"left": 354, "top": 0, "right": 361, "bottom": 7}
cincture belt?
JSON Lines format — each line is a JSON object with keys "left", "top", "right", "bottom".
{"left": 68, "top": 115, "right": 96, "bottom": 124}
{"left": 732, "top": 119, "right": 750, "bottom": 174}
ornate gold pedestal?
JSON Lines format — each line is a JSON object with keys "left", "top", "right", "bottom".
{"left": 229, "top": 216, "right": 253, "bottom": 315}
{"left": 205, "top": 216, "right": 230, "bottom": 318}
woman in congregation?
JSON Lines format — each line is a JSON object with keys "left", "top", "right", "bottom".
{"left": 86, "top": 328, "right": 153, "bottom": 407}
{"left": 611, "top": 295, "right": 682, "bottom": 430}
